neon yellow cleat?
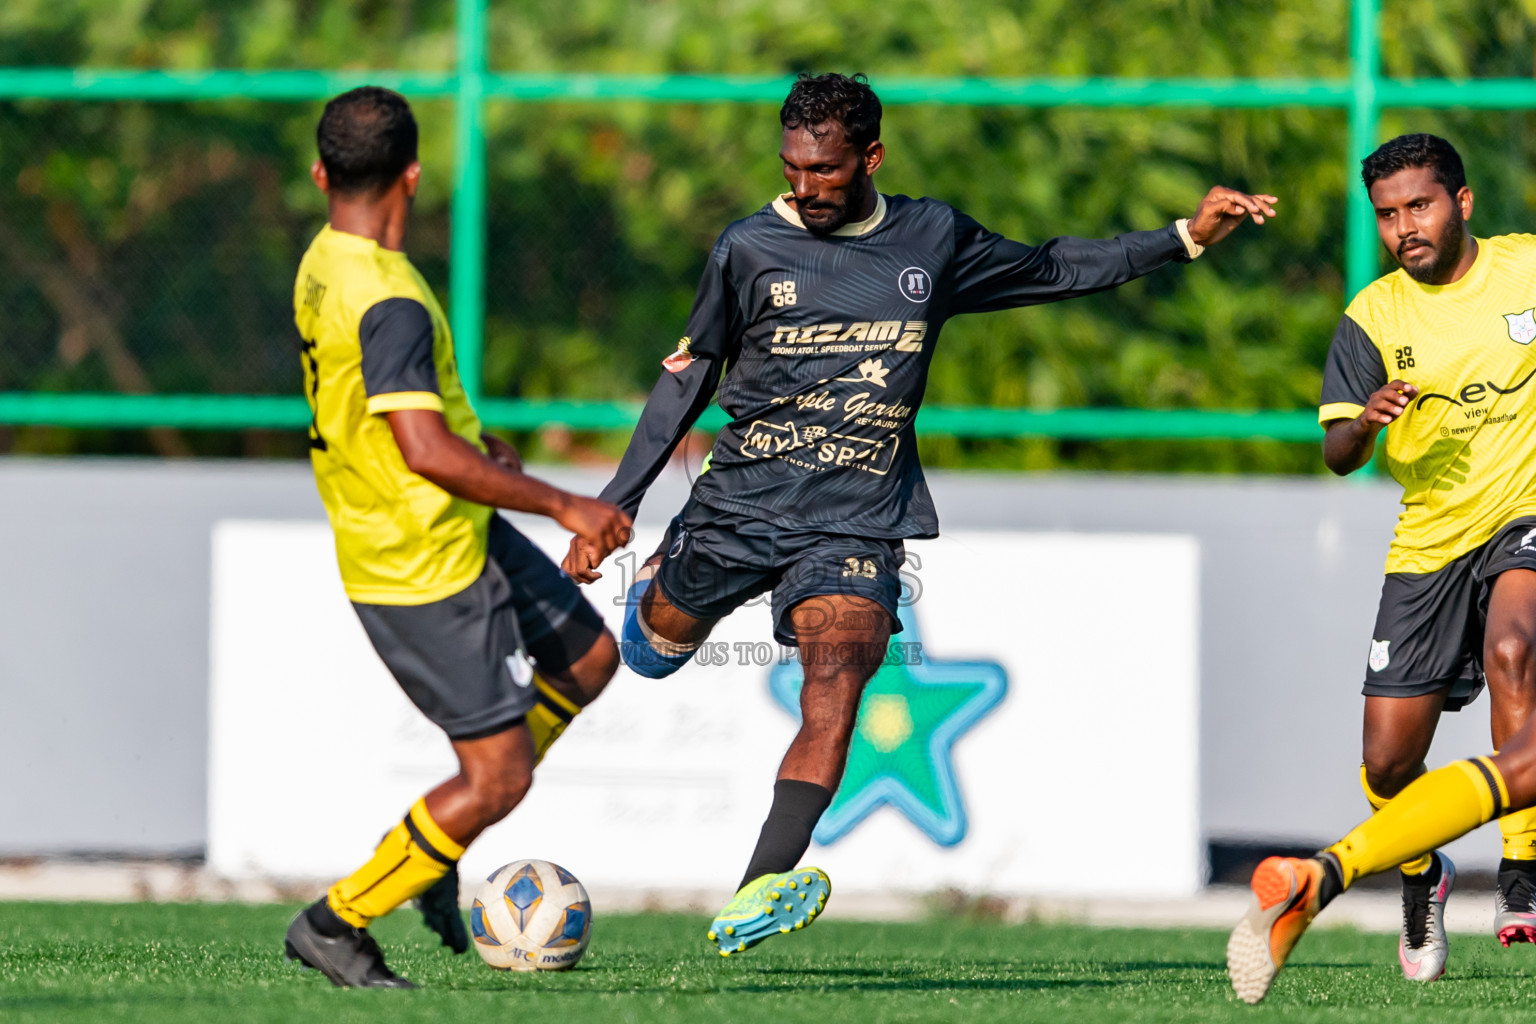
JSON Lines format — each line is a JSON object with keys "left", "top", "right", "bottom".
{"left": 708, "top": 868, "right": 831, "bottom": 956}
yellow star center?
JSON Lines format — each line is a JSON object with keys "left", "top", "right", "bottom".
{"left": 860, "top": 694, "right": 913, "bottom": 752}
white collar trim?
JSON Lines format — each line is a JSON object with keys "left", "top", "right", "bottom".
{"left": 772, "top": 192, "right": 887, "bottom": 236}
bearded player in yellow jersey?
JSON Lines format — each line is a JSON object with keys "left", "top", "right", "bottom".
{"left": 1226, "top": 134, "right": 1536, "bottom": 1002}
{"left": 281, "top": 87, "right": 632, "bottom": 989}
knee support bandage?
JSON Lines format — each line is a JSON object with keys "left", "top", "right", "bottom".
{"left": 621, "top": 565, "right": 699, "bottom": 679}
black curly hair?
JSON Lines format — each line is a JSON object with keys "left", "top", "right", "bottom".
{"left": 1361, "top": 133, "right": 1466, "bottom": 198}
{"left": 317, "top": 87, "right": 419, "bottom": 196}
{"left": 780, "top": 73, "right": 882, "bottom": 148}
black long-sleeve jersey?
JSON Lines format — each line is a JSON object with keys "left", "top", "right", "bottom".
{"left": 599, "top": 192, "right": 1193, "bottom": 538}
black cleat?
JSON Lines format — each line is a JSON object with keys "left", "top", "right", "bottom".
{"left": 417, "top": 868, "right": 469, "bottom": 954}
{"left": 284, "top": 899, "right": 417, "bottom": 989}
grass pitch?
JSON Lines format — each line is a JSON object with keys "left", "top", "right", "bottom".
{"left": 5, "top": 902, "right": 1536, "bottom": 1023}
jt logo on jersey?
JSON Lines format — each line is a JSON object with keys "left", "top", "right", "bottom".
{"left": 898, "top": 267, "right": 931, "bottom": 302}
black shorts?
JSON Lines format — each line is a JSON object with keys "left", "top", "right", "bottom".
{"left": 1364, "top": 515, "right": 1536, "bottom": 710}
{"left": 352, "top": 515, "right": 606, "bottom": 740}
{"left": 654, "top": 496, "right": 907, "bottom": 647}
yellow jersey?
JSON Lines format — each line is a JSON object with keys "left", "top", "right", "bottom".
{"left": 1320, "top": 234, "right": 1536, "bottom": 574}
{"left": 293, "top": 225, "right": 491, "bottom": 605}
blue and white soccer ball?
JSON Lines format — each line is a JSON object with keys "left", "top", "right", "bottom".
{"left": 471, "top": 859, "right": 592, "bottom": 971}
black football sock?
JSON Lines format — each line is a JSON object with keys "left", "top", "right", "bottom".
{"left": 738, "top": 779, "right": 833, "bottom": 893}
{"left": 305, "top": 898, "right": 354, "bottom": 937}
{"left": 1401, "top": 853, "right": 1443, "bottom": 889}
{"left": 1317, "top": 851, "right": 1345, "bottom": 909}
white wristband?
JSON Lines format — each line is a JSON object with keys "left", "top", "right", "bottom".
{"left": 1175, "top": 218, "right": 1205, "bottom": 260}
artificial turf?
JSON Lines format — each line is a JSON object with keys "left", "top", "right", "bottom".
{"left": 5, "top": 901, "right": 1536, "bottom": 1023}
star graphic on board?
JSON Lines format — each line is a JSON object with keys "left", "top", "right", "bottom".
{"left": 768, "top": 605, "right": 1008, "bottom": 846}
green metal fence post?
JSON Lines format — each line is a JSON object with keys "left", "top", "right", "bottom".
{"left": 451, "top": 0, "right": 489, "bottom": 405}
{"left": 1346, "top": 0, "right": 1384, "bottom": 476}
{"left": 1345, "top": 0, "right": 1381, "bottom": 300}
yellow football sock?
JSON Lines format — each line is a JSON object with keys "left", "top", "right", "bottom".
{"left": 1360, "top": 762, "right": 1435, "bottom": 875}
{"left": 1329, "top": 757, "right": 1508, "bottom": 889}
{"left": 528, "top": 674, "right": 582, "bottom": 765}
{"left": 1500, "top": 805, "right": 1536, "bottom": 860}
{"left": 327, "top": 797, "right": 466, "bottom": 928}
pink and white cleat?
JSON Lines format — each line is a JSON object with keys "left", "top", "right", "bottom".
{"left": 1495, "top": 862, "right": 1536, "bottom": 946}
{"left": 1398, "top": 851, "right": 1454, "bottom": 981}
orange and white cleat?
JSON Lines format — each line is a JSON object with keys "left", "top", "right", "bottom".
{"left": 1227, "top": 856, "right": 1328, "bottom": 1005}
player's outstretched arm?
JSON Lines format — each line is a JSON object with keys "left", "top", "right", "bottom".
{"left": 1322, "top": 380, "right": 1418, "bottom": 475}
{"left": 387, "top": 409, "right": 632, "bottom": 561}
{"left": 564, "top": 245, "right": 743, "bottom": 585}
{"left": 948, "top": 188, "right": 1277, "bottom": 315}
{"left": 562, "top": 347, "right": 724, "bottom": 583}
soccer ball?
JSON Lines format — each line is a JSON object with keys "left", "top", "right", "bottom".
{"left": 470, "top": 859, "right": 592, "bottom": 971}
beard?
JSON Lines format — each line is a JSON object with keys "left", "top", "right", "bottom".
{"left": 801, "top": 174, "right": 871, "bottom": 237}
{"left": 1397, "top": 217, "right": 1467, "bottom": 284}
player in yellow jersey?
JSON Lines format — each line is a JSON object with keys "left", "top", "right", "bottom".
{"left": 1237, "top": 133, "right": 1536, "bottom": 992}
{"left": 281, "top": 87, "right": 632, "bottom": 989}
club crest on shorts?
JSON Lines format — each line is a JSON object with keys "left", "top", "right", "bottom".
{"left": 667, "top": 529, "right": 687, "bottom": 559}
{"left": 1505, "top": 309, "right": 1536, "bottom": 345}
{"left": 1369, "top": 639, "right": 1391, "bottom": 672}
{"left": 505, "top": 651, "right": 534, "bottom": 687}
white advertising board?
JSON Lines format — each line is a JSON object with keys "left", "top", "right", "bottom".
{"left": 209, "top": 519, "right": 1200, "bottom": 898}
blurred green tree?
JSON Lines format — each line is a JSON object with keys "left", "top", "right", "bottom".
{"left": 0, "top": 0, "right": 1534, "bottom": 468}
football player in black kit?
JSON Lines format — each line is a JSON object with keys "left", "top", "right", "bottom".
{"left": 563, "top": 72, "right": 1276, "bottom": 955}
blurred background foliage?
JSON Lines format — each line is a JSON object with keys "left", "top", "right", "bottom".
{"left": 1, "top": 0, "right": 1536, "bottom": 469}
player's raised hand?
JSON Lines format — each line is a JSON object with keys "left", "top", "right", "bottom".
{"left": 1361, "top": 379, "right": 1419, "bottom": 428}
{"left": 1186, "top": 187, "right": 1279, "bottom": 248}
{"left": 556, "top": 499, "right": 632, "bottom": 576}
{"left": 562, "top": 537, "right": 605, "bottom": 584}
